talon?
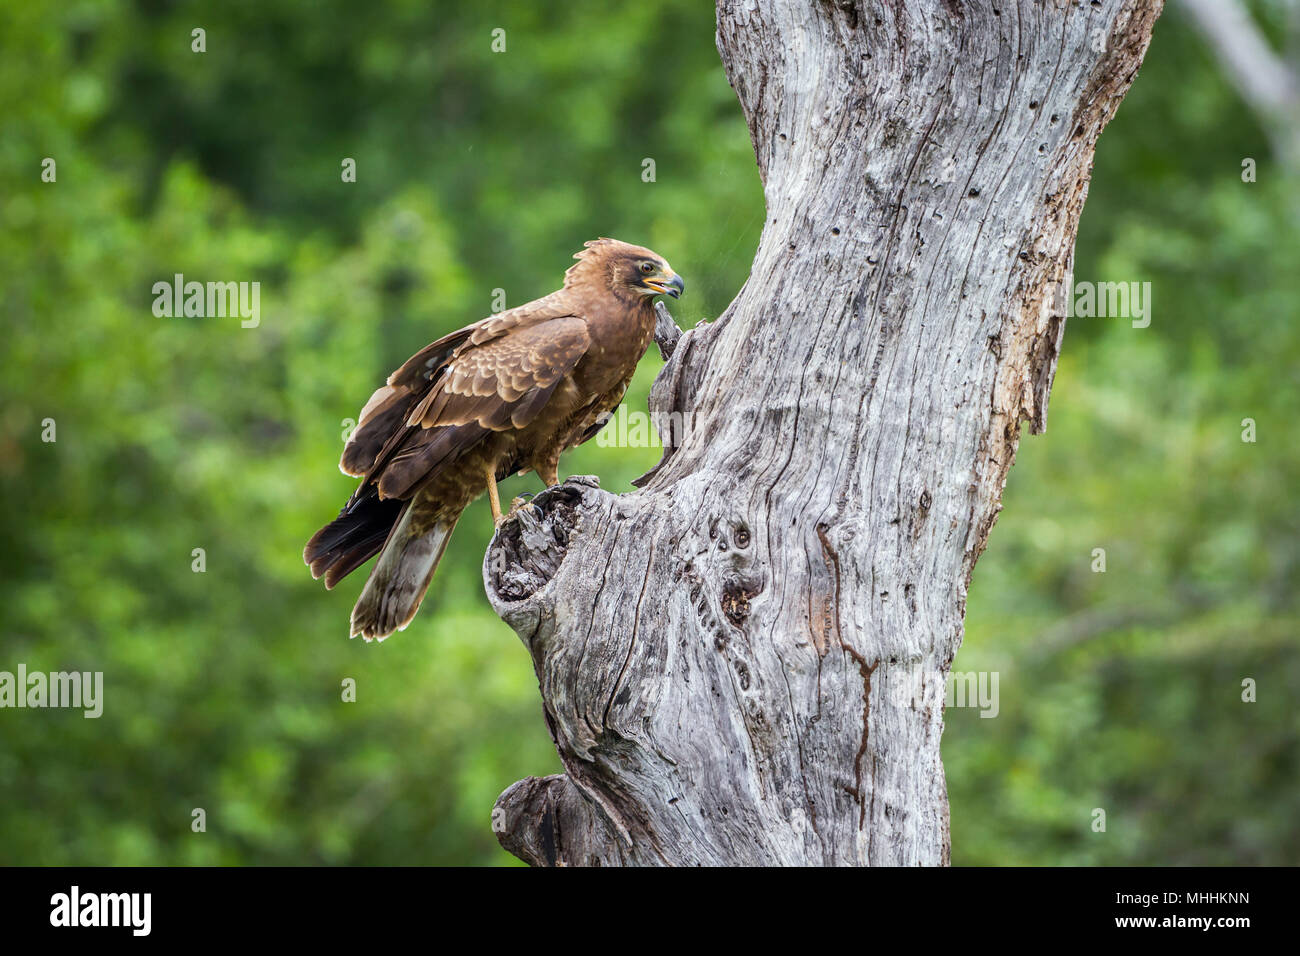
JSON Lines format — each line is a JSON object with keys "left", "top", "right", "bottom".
{"left": 505, "top": 496, "right": 537, "bottom": 521}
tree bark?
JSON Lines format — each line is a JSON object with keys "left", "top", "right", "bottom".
{"left": 485, "top": 0, "right": 1164, "bottom": 866}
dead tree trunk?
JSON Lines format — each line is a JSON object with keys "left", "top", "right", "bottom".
{"left": 485, "top": 0, "right": 1164, "bottom": 866}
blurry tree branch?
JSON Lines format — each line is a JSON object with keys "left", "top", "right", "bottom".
{"left": 1180, "top": 0, "right": 1300, "bottom": 165}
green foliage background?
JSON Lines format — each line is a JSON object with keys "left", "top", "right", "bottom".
{"left": 1, "top": 1, "right": 1295, "bottom": 865}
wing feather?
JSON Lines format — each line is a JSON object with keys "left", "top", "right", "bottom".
{"left": 339, "top": 296, "right": 577, "bottom": 476}
{"left": 341, "top": 309, "right": 590, "bottom": 503}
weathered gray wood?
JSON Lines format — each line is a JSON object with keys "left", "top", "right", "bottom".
{"left": 485, "top": 0, "right": 1164, "bottom": 866}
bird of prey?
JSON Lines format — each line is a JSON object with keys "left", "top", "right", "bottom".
{"left": 304, "top": 238, "right": 684, "bottom": 642}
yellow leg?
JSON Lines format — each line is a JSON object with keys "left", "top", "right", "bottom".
{"left": 485, "top": 466, "right": 502, "bottom": 523}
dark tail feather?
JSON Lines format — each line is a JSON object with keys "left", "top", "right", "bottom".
{"left": 304, "top": 491, "right": 406, "bottom": 589}
{"left": 349, "top": 508, "right": 460, "bottom": 642}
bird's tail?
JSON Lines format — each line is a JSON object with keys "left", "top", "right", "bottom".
{"left": 304, "top": 490, "right": 405, "bottom": 589}
{"left": 349, "top": 506, "right": 460, "bottom": 642}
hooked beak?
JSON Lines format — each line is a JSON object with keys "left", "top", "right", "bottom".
{"left": 645, "top": 272, "right": 685, "bottom": 299}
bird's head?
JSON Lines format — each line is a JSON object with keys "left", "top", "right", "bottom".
{"left": 566, "top": 238, "right": 685, "bottom": 302}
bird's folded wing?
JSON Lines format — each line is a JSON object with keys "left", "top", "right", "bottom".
{"left": 338, "top": 325, "right": 474, "bottom": 479}
{"left": 409, "top": 317, "right": 589, "bottom": 430}
{"left": 342, "top": 312, "right": 590, "bottom": 501}
{"left": 339, "top": 301, "right": 575, "bottom": 477}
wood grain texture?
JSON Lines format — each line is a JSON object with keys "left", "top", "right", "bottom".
{"left": 485, "top": 0, "right": 1165, "bottom": 866}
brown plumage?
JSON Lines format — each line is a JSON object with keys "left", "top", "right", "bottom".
{"left": 304, "top": 238, "right": 684, "bottom": 641}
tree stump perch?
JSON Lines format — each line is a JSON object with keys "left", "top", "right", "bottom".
{"left": 485, "top": 0, "right": 1165, "bottom": 866}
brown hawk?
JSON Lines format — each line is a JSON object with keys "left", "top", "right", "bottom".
{"left": 304, "top": 238, "right": 684, "bottom": 641}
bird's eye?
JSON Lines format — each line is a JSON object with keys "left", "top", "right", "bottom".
{"left": 640, "top": 261, "right": 655, "bottom": 275}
